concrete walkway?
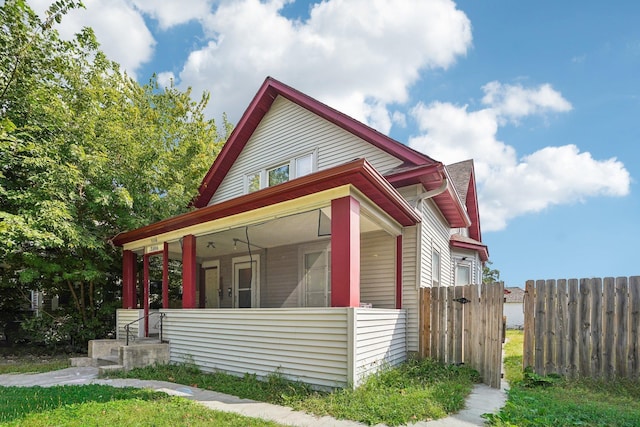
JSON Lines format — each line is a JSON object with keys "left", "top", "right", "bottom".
{"left": 0, "top": 367, "right": 507, "bottom": 426}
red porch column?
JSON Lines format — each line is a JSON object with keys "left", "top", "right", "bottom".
{"left": 182, "top": 234, "right": 197, "bottom": 308}
{"left": 162, "top": 242, "right": 169, "bottom": 309}
{"left": 396, "top": 235, "right": 402, "bottom": 309}
{"left": 331, "top": 196, "right": 360, "bottom": 307}
{"left": 122, "top": 250, "right": 137, "bottom": 309}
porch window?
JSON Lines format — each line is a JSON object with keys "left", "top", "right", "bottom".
{"left": 245, "top": 151, "right": 316, "bottom": 193}
{"left": 302, "top": 248, "right": 331, "bottom": 307}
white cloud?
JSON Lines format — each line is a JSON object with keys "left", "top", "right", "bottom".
{"left": 174, "top": 0, "right": 472, "bottom": 128}
{"left": 130, "top": 0, "right": 215, "bottom": 30}
{"left": 409, "top": 83, "right": 630, "bottom": 231}
{"left": 481, "top": 81, "right": 573, "bottom": 123}
{"left": 30, "top": 0, "right": 155, "bottom": 79}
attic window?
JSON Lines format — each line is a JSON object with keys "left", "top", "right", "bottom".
{"left": 246, "top": 151, "right": 316, "bottom": 193}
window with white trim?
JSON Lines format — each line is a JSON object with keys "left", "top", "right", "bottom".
{"left": 455, "top": 262, "right": 471, "bottom": 285}
{"left": 245, "top": 151, "right": 316, "bottom": 193}
{"left": 432, "top": 249, "right": 441, "bottom": 287}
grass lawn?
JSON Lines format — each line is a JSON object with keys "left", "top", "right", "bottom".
{"left": 106, "top": 358, "right": 481, "bottom": 426}
{"left": 485, "top": 330, "right": 640, "bottom": 427}
{"left": 0, "top": 384, "right": 284, "bottom": 427}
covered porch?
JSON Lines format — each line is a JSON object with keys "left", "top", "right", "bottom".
{"left": 114, "top": 160, "right": 420, "bottom": 316}
{"left": 112, "top": 159, "right": 420, "bottom": 387}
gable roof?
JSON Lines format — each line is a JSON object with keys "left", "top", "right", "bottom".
{"left": 193, "top": 76, "right": 437, "bottom": 209}
{"left": 447, "top": 159, "right": 482, "bottom": 242}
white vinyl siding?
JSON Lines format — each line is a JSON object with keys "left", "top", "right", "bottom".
{"left": 420, "top": 199, "right": 452, "bottom": 288}
{"left": 354, "top": 309, "right": 406, "bottom": 383}
{"left": 401, "top": 225, "right": 420, "bottom": 352}
{"left": 209, "top": 96, "right": 404, "bottom": 205}
{"left": 116, "top": 309, "right": 161, "bottom": 339}
{"left": 159, "top": 308, "right": 348, "bottom": 389}
{"left": 263, "top": 244, "right": 300, "bottom": 307}
{"left": 360, "top": 231, "right": 396, "bottom": 308}
{"left": 116, "top": 308, "right": 407, "bottom": 389}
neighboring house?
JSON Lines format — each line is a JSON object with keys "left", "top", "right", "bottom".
{"left": 504, "top": 287, "right": 525, "bottom": 329}
{"left": 112, "top": 77, "right": 488, "bottom": 388}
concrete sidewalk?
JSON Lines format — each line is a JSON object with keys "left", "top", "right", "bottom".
{"left": 0, "top": 367, "right": 507, "bottom": 426}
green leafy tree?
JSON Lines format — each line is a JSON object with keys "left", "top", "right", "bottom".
{"left": 0, "top": 0, "right": 230, "bottom": 348}
{"left": 483, "top": 260, "right": 501, "bottom": 285}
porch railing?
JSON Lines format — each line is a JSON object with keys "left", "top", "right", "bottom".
{"left": 123, "top": 312, "right": 166, "bottom": 346}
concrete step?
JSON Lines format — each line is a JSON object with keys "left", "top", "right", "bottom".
{"left": 97, "top": 355, "right": 120, "bottom": 366}
{"left": 99, "top": 364, "right": 125, "bottom": 375}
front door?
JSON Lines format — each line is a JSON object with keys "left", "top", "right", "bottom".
{"left": 233, "top": 256, "right": 259, "bottom": 308}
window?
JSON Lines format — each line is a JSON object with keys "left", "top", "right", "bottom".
{"left": 455, "top": 263, "right": 471, "bottom": 285}
{"left": 432, "top": 249, "right": 441, "bottom": 287}
{"left": 300, "top": 244, "right": 331, "bottom": 307}
{"left": 245, "top": 151, "right": 316, "bottom": 193}
{"left": 247, "top": 172, "right": 260, "bottom": 193}
{"left": 268, "top": 164, "right": 289, "bottom": 186}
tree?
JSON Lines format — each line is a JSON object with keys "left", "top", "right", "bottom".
{"left": 0, "top": 0, "right": 230, "bottom": 348}
{"left": 483, "top": 260, "right": 501, "bottom": 284}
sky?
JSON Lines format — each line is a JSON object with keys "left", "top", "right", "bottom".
{"left": 30, "top": 0, "right": 640, "bottom": 287}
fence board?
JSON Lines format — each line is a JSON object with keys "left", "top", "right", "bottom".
{"left": 534, "top": 280, "right": 546, "bottom": 374}
{"left": 523, "top": 280, "right": 535, "bottom": 368}
{"left": 462, "top": 285, "right": 472, "bottom": 364}
{"left": 603, "top": 277, "right": 615, "bottom": 379}
{"left": 446, "top": 286, "right": 455, "bottom": 363}
{"left": 556, "top": 279, "right": 568, "bottom": 376}
{"left": 630, "top": 277, "right": 640, "bottom": 377}
{"left": 567, "top": 279, "right": 579, "bottom": 378}
{"left": 544, "top": 280, "right": 556, "bottom": 375}
{"left": 589, "top": 278, "right": 602, "bottom": 378}
{"left": 453, "top": 286, "right": 463, "bottom": 364}
{"left": 615, "top": 277, "right": 628, "bottom": 378}
{"left": 579, "top": 279, "right": 591, "bottom": 377}
{"left": 430, "top": 286, "right": 440, "bottom": 360}
{"left": 419, "top": 288, "right": 431, "bottom": 358}
{"left": 438, "top": 286, "right": 447, "bottom": 361}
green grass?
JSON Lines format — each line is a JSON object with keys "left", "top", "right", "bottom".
{"left": 107, "top": 358, "right": 481, "bottom": 426}
{"left": 0, "top": 357, "right": 70, "bottom": 374}
{"left": 0, "top": 348, "right": 74, "bottom": 374}
{"left": 484, "top": 330, "right": 640, "bottom": 427}
{"left": 0, "top": 385, "right": 284, "bottom": 427}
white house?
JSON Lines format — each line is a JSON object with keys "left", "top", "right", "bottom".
{"left": 112, "top": 77, "right": 489, "bottom": 388}
{"left": 504, "top": 287, "right": 525, "bottom": 329}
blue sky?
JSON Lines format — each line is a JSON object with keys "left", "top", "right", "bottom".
{"left": 36, "top": 0, "right": 639, "bottom": 286}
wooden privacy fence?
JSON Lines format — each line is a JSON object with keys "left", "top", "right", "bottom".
{"left": 419, "top": 282, "right": 504, "bottom": 388}
{"left": 523, "top": 277, "right": 640, "bottom": 379}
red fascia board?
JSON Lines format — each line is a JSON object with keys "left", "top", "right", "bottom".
{"left": 466, "top": 173, "right": 482, "bottom": 242}
{"left": 193, "top": 76, "right": 436, "bottom": 208}
{"left": 386, "top": 164, "right": 470, "bottom": 228}
{"left": 450, "top": 239, "right": 489, "bottom": 262}
{"left": 113, "top": 159, "right": 420, "bottom": 246}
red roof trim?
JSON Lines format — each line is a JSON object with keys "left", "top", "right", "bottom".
{"left": 386, "top": 164, "right": 470, "bottom": 228}
{"left": 450, "top": 239, "right": 489, "bottom": 262}
{"left": 466, "top": 170, "right": 482, "bottom": 242}
{"left": 114, "top": 159, "right": 420, "bottom": 246}
{"left": 193, "top": 77, "right": 436, "bottom": 208}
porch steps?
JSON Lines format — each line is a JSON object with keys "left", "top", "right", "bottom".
{"left": 70, "top": 338, "right": 170, "bottom": 374}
